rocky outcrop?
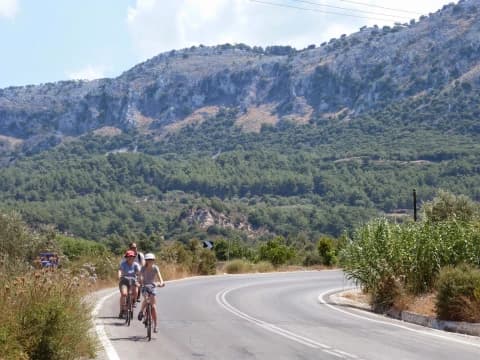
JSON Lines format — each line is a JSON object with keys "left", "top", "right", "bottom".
{"left": 180, "top": 207, "right": 262, "bottom": 237}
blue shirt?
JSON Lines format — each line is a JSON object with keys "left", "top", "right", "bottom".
{"left": 119, "top": 260, "right": 141, "bottom": 278}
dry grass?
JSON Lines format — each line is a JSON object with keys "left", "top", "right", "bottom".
{"left": 236, "top": 104, "right": 279, "bottom": 133}
{"left": 92, "top": 126, "right": 122, "bottom": 137}
{"left": 342, "top": 290, "right": 372, "bottom": 305}
{"left": 164, "top": 106, "right": 219, "bottom": 133}
{"left": 404, "top": 293, "right": 437, "bottom": 317}
{"left": 158, "top": 262, "right": 192, "bottom": 281}
{"left": 342, "top": 289, "right": 437, "bottom": 318}
{"left": 0, "top": 270, "right": 96, "bottom": 360}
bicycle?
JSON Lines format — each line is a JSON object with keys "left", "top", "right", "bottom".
{"left": 142, "top": 284, "right": 155, "bottom": 340}
{"left": 141, "top": 283, "right": 165, "bottom": 340}
{"left": 121, "top": 276, "right": 136, "bottom": 326}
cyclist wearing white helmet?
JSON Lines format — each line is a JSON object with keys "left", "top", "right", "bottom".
{"left": 138, "top": 253, "right": 165, "bottom": 333}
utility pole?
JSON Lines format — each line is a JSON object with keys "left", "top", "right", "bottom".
{"left": 413, "top": 189, "right": 417, "bottom": 222}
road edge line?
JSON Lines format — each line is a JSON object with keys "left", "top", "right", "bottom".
{"left": 93, "top": 290, "right": 121, "bottom": 360}
{"left": 318, "top": 288, "right": 480, "bottom": 349}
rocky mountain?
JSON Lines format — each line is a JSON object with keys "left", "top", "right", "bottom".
{"left": 1, "top": 0, "right": 480, "bottom": 157}
{"left": 2, "top": 1, "right": 480, "bottom": 243}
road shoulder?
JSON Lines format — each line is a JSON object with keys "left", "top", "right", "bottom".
{"left": 330, "top": 288, "right": 480, "bottom": 337}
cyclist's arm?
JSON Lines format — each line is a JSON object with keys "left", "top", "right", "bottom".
{"left": 117, "top": 269, "right": 122, "bottom": 280}
{"left": 156, "top": 266, "right": 165, "bottom": 287}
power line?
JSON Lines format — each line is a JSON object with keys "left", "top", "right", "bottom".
{"left": 335, "top": 0, "right": 421, "bottom": 15}
{"left": 289, "top": 0, "right": 412, "bottom": 19}
{"left": 249, "top": 0, "right": 409, "bottom": 22}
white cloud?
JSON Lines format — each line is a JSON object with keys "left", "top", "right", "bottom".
{"left": 126, "top": 0, "right": 451, "bottom": 59}
{"left": 0, "top": 0, "right": 19, "bottom": 19}
{"left": 67, "top": 65, "right": 105, "bottom": 81}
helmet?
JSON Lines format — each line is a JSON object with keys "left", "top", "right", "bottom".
{"left": 144, "top": 253, "right": 156, "bottom": 260}
{"left": 125, "top": 250, "right": 135, "bottom": 258}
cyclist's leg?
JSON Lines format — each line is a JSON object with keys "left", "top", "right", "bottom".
{"left": 138, "top": 292, "right": 147, "bottom": 320}
{"left": 136, "top": 284, "right": 141, "bottom": 301}
{"left": 119, "top": 283, "right": 128, "bottom": 316}
{"left": 151, "top": 296, "right": 158, "bottom": 328}
{"left": 132, "top": 285, "right": 138, "bottom": 306}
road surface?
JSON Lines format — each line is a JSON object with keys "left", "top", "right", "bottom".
{"left": 95, "top": 270, "right": 480, "bottom": 359}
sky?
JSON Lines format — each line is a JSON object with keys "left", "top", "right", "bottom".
{"left": 0, "top": 0, "right": 452, "bottom": 88}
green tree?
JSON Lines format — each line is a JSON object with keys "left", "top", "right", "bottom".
{"left": 258, "top": 236, "right": 295, "bottom": 266}
{"left": 317, "top": 236, "right": 337, "bottom": 266}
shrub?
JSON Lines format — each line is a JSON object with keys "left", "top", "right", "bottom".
{"left": 0, "top": 212, "right": 45, "bottom": 274}
{"left": 317, "top": 236, "right": 337, "bottom": 266}
{"left": 436, "top": 265, "right": 480, "bottom": 322}
{"left": 303, "top": 252, "right": 323, "bottom": 266}
{"left": 0, "top": 271, "right": 96, "bottom": 360}
{"left": 253, "top": 261, "right": 274, "bottom": 273}
{"left": 422, "top": 190, "right": 479, "bottom": 223}
{"left": 197, "top": 249, "right": 217, "bottom": 275}
{"left": 371, "top": 275, "right": 402, "bottom": 313}
{"left": 258, "top": 237, "right": 295, "bottom": 266}
{"left": 225, "top": 259, "right": 252, "bottom": 274}
{"left": 56, "top": 235, "right": 108, "bottom": 260}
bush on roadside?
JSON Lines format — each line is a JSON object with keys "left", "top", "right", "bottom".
{"left": 253, "top": 261, "right": 274, "bottom": 273}
{"left": 371, "top": 275, "right": 403, "bottom": 313}
{"left": 0, "top": 271, "right": 96, "bottom": 360}
{"left": 258, "top": 236, "right": 295, "bottom": 267}
{"left": 317, "top": 236, "right": 337, "bottom": 266}
{"left": 422, "top": 190, "right": 479, "bottom": 223}
{"left": 0, "top": 212, "right": 47, "bottom": 274}
{"left": 197, "top": 249, "right": 217, "bottom": 275}
{"left": 56, "top": 235, "right": 108, "bottom": 260}
{"left": 225, "top": 259, "right": 253, "bottom": 274}
{"left": 436, "top": 264, "right": 480, "bottom": 322}
{"left": 302, "top": 252, "right": 323, "bottom": 266}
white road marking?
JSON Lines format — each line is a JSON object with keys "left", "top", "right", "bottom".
{"left": 318, "top": 288, "right": 480, "bottom": 349}
{"left": 324, "top": 349, "right": 346, "bottom": 358}
{"left": 93, "top": 290, "right": 121, "bottom": 360}
{"left": 216, "top": 285, "right": 362, "bottom": 359}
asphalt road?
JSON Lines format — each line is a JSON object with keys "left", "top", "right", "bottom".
{"left": 95, "top": 270, "right": 480, "bottom": 359}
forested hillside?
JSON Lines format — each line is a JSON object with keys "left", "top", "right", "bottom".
{"left": 1, "top": 1, "right": 480, "bottom": 248}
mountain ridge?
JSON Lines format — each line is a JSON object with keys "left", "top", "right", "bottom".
{"left": 1, "top": 0, "right": 479, "bottom": 157}
{"left": 1, "top": 0, "right": 480, "bottom": 242}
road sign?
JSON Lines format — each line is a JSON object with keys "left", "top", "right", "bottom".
{"left": 202, "top": 240, "right": 214, "bottom": 250}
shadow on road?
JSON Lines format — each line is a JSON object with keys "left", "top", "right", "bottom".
{"left": 110, "top": 336, "right": 150, "bottom": 342}
{"left": 97, "top": 316, "right": 121, "bottom": 320}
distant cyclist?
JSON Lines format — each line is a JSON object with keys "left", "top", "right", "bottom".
{"left": 129, "top": 242, "right": 145, "bottom": 267}
{"left": 137, "top": 253, "right": 165, "bottom": 333}
{"left": 118, "top": 250, "right": 141, "bottom": 318}
{"left": 129, "top": 242, "right": 145, "bottom": 302}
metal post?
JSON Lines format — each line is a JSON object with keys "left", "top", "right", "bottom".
{"left": 227, "top": 238, "right": 230, "bottom": 262}
{"left": 413, "top": 189, "right": 417, "bottom": 222}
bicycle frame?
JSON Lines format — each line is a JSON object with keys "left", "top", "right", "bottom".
{"left": 122, "top": 276, "right": 136, "bottom": 326}
{"left": 143, "top": 284, "right": 155, "bottom": 340}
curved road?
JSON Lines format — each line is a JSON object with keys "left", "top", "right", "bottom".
{"left": 95, "top": 271, "right": 480, "bottom": 359}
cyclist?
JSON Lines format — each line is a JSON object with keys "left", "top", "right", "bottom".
{"left": 118, "top": 250, "right": 141, "bottom": 318}
{"left": 129, "top": 242, "right": 145, "bottom": 267}
{"left": 137, "top": 253, "right": 165, "bottom": 333}
{"left": 129, "top": 242, "right": 145, "bottom": 302}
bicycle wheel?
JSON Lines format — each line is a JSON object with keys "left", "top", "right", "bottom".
{"left": 126, "top": 294, "right": 131, "bottom": 326}
{"left": 146, "top": 304, "right": 152, "bottom": 341}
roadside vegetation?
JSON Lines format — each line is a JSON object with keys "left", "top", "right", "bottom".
{"left": 342, "top": 190, "right": 480, "bottom": 322}
{"left": 0, "top": 208, "right": 341, "bottom": 359}
{"left": 0, "top": 212, "right": 98, "bottom": 360}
